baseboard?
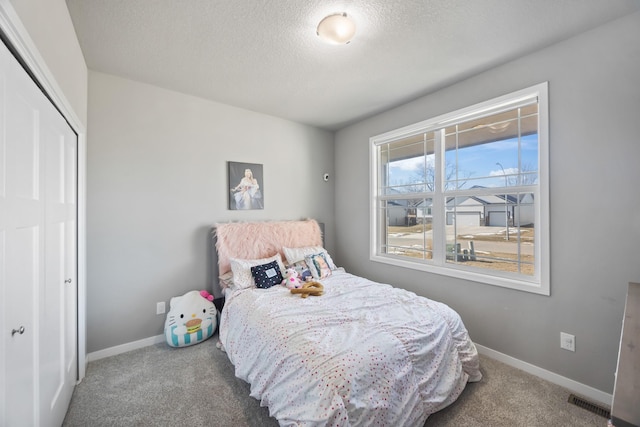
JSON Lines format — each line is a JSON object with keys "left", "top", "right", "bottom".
{"left": 476, "top": 344, "right": 612, "bottom": 407}
{"left": 87, "top": 334, "right": 165, "bottom": 362}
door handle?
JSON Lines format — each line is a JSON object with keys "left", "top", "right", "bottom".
{"left": 11, "top": 326, "right": 25, "bottom": 336}
{"left": 65, "top": 278, "right": 72, "bottom": 284}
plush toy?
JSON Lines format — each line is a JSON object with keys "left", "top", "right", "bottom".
{"left": 281, "top": 268, "right": 302, "bottom": 289}
{"left": 164, "top": 290, "right": 217, "bottom": 348}
{"left": 290, "top": 281, "right": 324, "bottom": 298}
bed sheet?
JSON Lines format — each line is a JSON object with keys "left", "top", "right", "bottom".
{"left": 219, "top": 270, "right": 482, "bottom": 427}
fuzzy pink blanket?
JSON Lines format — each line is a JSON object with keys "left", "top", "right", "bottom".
{"left": 215, "top": 219, "right": 323, "bottom": 274}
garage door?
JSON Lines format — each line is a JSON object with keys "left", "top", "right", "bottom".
{"left": 447, "top": 212, "right": 480, "bottom": 226}
{"left": 489, "top": 211, "right": 507, "bottom": 226}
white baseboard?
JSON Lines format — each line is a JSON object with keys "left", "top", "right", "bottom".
{"left": 86, "top": 335, "right": 613, "bottom": 407}
{"left": 87, "top": 334, "right": 165, "bottom": 362}
{"left": 476, "top": 344, "right": 612, "bottom": 407}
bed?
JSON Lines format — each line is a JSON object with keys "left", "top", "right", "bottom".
{"left": 214, "top": 219, "right": 481, "bottom": 426}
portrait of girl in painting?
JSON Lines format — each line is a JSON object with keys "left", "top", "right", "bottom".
{"left": 228, "top": 162, "right": 263, "bottom": 210}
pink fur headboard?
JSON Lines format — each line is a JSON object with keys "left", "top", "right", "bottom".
{"left": 214, "top": 219, "right": 323, "bottom": 275}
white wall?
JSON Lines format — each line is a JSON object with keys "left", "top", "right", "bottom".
{"left": 9, "top": 0, "right": 87, "bottom": 125}
{"left": 86, "top": 71, "right": 335, "bottom": 353}
{"left": 334, "top": 11, "right": 640, "bottom": 394}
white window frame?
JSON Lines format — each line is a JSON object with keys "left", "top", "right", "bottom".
{"left": 370, "top": 82, "right": 550, "bottom": 295}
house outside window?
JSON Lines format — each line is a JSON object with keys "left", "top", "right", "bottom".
{"left": 370, "top": 83, "right": 549, "bottom": 295}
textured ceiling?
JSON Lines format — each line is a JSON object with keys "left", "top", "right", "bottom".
{"left": 65, "top": 0, "right": 639, "bottom": 131}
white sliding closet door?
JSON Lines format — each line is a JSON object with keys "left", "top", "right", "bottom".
{"left": 0, "top": 35, "right": 77, "bottom": 427}
{"left": 39, "top": 80, "right": 78, "bottom": 425}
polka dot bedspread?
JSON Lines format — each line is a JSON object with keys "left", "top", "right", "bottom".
{"left": 219, "top": 269, "right": 482, "bottom": 426}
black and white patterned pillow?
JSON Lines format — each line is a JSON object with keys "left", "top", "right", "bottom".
{"left": 251, "top": 261, "right": 283, "bottom": 289}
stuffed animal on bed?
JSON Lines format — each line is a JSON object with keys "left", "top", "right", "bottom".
{"left": 164, "top": 290, "right": 217, "bottom": 348}
{"left": 290, "top": 281, "right": 324, "bottom": 298}
{"left": 281, "top": 268, "right": 302, "bottom": 289}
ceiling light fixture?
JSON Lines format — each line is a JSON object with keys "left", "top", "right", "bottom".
{"left": 316, "top": 13, "right": 356, "bottom": 45}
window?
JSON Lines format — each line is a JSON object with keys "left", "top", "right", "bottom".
{"left": 370, "top": 83, "right": 549, "bottom": 295}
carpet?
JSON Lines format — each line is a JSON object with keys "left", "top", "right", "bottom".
{"left": 63, "top": 335, "right": 608, "bottom": 426}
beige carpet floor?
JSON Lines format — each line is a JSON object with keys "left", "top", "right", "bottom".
{"left": 63, "top": 335, "right": 609, "bottom": 426}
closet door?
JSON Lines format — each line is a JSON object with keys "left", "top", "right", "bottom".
{"left": 0, "top": 37, "right": 77, "bottom": 427}
{"left": 40, "top": 84, "right": 78, "bottom": 426}
{"left": 0, "top": 36, "right": 41, "bottom": 426}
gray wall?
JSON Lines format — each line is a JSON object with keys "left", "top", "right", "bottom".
{"left": 86, "top": 71, "right": 335, "bottom": 353}
{"left": 334, "top": 11, "right": 640, "bottom": 394}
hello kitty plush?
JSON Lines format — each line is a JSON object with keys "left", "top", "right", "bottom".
{"left": 164, "top": 290, "right": 217, "bottom": 348}
{"left": 281, "top": 268, "right": 302, "bottom": 289}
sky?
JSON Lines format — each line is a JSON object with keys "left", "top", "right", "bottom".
{"left": 388, "top": 134, "right": 538, "bottom": 189}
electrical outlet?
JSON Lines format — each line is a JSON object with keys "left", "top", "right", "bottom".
{"left": 560, "top": 332, "right": 575, "bottom": 352}
{"left": 156, "top": 301, "right": 165, "bottom": 315}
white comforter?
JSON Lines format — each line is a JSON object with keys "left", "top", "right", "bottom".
{"left": 219, "top": 270, "right": 482, "bottom": 427}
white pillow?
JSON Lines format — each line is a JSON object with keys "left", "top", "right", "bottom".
{"left": 229, "top": 253, "right": 285, "bottom": 290}
{"left": 218, "top": 271, "right": 234, "bottom": 290}
{"left": 283, "top": 246, "right": 337, "bottom": 270}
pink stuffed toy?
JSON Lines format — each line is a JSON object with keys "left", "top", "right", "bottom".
{"left": 281, "top": 268, "right": 302, "bottom": 289}
{"left": 200, "top": 290, "right": 214, "bottom": 301}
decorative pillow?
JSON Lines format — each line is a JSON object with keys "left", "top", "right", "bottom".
{"left": 229, "top": 253, "right": 285, "bottom": 290}
{"left": 251, "top": 260, "right": 283, "bottom": 289}
{"left": 164, "top": 290, "right": 217, "bottom": 348}
{"left": 283, "top": 246, "right": 337, "bottom": 270}
{"left": 289, "top": 260, "right": 313, "bottom": 282}
{"left": 305, "top": 253, "right": 332, "bottom": 279}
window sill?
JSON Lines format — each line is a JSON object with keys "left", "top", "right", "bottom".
{"left": 370, "top": 253, "right": 550, "bottom": 296}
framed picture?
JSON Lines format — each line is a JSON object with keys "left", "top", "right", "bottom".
{"left": 228, "top": 161, "right": 264, "bottom": 210}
